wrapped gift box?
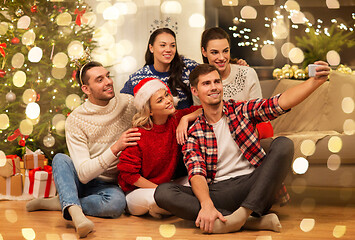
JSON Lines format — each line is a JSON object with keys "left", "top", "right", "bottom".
{"left": 0, "top": 174, "right": 23, "bottom": 196}
{"left": 23, "top": 154, "right": 45, "bottom": 169}
{"left": 33, "top": 170, "right": 56, "bottom": 198}
{"left": 24, "top": 167, "right": 56, "bottom": 198}
{"left": 0, "top": 155, "right": 21, "bottom": 177}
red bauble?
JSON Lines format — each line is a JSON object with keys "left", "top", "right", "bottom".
{"left": 11, "top": 37, "right": 20, "bottom": 44}
{"left": 0, "top": 69, "right": 5, "bottom": 78}
{"left": 31, "top": 5, "right": 37, "bottom": 13}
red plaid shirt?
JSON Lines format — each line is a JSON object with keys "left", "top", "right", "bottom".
{"left": 182, "top": 94, "right": 290, "bottom": 205}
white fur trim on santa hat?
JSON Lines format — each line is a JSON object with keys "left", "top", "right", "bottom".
{"left": 134, "top": 79, "right": 169, "bottom": 110}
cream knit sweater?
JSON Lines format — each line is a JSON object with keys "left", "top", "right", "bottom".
{"left": 65, "top": 93, "right": 135, "bottom": 184}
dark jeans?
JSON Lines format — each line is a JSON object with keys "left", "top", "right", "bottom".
{"left": 154, "top": 136, "right": 293, "bottom": 221}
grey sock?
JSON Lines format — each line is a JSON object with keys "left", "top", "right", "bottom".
{"left": 243, "top": 213, "right": 282, "bottom": 232}
{"left": 212, "top": 207, "right": 252, "bottom": 234}
{"left": 68, "top": 205, "right": 94, "bottom": 238}
{"left": 26, "top": 195, "right": 61, "bottom": 212}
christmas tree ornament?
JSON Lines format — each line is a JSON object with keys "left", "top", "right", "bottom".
{"left": 272, "top": 68, "right": 283, "bottom": 79}
{"left": 31, "top": 5, "right": 38, "bottom": 13}
{"left": 74, "top": 9, "right": 86, "bottom": 26}
{"left": 283, "top": 68, "right": 294, "bottom": 79}
{"left": 291, "top": 65, "right": 299, "bottom": 72}
{"left": 17, "top": 15, "right": 31, "bottom": 29}
{"left": 0, "top": 114, "right": 10, "bottom": 130}
{"left": 295, "top": 69, "right": 306, "bottom": 79}
{"left": 6, "top": 91, "right": 16, "bottom": 102}
{"left": 43, "top": 133, "right": 55, "bottom": 148}
{"left": 11, "top": 37, "right": 20, "bottom": 44}
{"left": 0, "top": 42, "right": 6, "bottom": 58}
{"left": 15, "top": 7, "right": 24, "bottom": 17}
{"left": 0, "top": 69, "right": 5, "bottom": 77}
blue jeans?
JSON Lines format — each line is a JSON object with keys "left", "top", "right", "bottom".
{"left": 52, "top": 153, "right": 126, "bottom": 220}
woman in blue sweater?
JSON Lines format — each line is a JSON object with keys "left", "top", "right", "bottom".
{"left": 120, "top": 28, "right": 198, "bottom": 109}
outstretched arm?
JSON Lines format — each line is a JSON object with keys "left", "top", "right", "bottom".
{"left": 278, "top": 61, "right": 330, "bottom": 110}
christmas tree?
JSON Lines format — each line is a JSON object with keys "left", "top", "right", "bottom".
{"left": 0, "top": 0, "right": 95, "bottom": 162}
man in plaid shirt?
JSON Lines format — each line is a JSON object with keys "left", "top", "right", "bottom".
{"left": 155, "top": 62, "right": 330, "bottom": 234}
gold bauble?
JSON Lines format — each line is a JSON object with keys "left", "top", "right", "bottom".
{"left": 282, "top": 64, "right": 291, "bottom": 71}
{"left": 283, "top": 69, "right": 294, "bottom": 79}
{"left": 273, "top": 68, "right": 283, "bottom": 79}
{"left": 291, "top": 65, "right": 299, "bottom": 72}
{"left": 295, "top": 69, "right": 306, "bottom": 79}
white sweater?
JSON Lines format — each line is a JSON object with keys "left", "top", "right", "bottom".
{"left": 222, "top": 64, "right": 262, "bottom": 101}
{"left": 65, "top": 93, "right": 135, "bottom": 184}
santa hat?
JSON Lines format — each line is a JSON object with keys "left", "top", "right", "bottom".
{"left": 133, "top": 78, "right": 172, "bottom": 110}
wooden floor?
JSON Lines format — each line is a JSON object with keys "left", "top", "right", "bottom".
{"left": 1, "top": 195, "right": 354, "bottom": 240}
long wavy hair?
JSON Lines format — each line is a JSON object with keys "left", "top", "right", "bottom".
{"left": 201, "top": 27, "right": 239, "bottom": 64}
{"left": 132, "top": 101, "right": 154, "bottom": 130}
{"left": 145, "top": 28, "right": 192, "bottom": 104}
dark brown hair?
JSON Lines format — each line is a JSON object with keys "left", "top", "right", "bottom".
{"left": 189, "top": 64, "right": 220, "bottom": 88}
{"left": 145, "top": 28, "right": 192, "bottom": 104}
{"left": 75, "top": 61, "right": 103, "bottom": 87}
{"left": 201, "top": 27, "right": 238, "bottom": 64}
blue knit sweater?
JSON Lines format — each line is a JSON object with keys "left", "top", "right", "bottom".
{"left": 120, "top": 56, "right": 199, "bottom": 109}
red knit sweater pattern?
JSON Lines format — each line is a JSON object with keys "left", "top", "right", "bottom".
{"left": 117, "top": 106, "right": 200, "bottom": 192}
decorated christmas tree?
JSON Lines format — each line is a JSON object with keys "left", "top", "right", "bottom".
{"left": 0, "top": 0, "right": 95, "bottom": 162}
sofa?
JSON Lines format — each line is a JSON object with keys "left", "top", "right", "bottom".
{"left": 260, "top": 71, "right": 355, "bottom": 204}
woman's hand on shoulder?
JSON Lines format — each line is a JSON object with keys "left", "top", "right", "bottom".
{"left": 236, "top": 58, "right": 249, "bottom": 67}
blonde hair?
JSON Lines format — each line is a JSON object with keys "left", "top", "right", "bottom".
{"left": 132, "top": 101, "right": 154, "bottom": 130}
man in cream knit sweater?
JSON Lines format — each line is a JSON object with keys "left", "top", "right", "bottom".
{"left": 26, "top": 62, "right": 140, "bottom": 238}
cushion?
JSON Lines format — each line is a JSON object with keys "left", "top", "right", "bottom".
{"left": 319, "top": 72, "right": 355, "bottom": 133}
{"left": 270, "top": 79, "right": 329, "bottom": 134}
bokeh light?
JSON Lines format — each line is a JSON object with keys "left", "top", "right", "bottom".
{"left": 327, "top": 154, "right": 341, "bottom": 171}
{"left": 67, "top": 40, "right": 84, "bottom": 59}
{"left": 326, "top": 0, "right": 340, "bottom": 9}
{"left": 256, "top": 236, "right": 272, "bottom": 240}
{"left": 28, "top": 46, "right": 43, "bottom": 63}
{"left": 261, "top": 44, "right": 277, "bottom": 60}
{"left": 96, "top": 1, "right": 111, "bottom": 14}
{"left": 327, "top": 50, "right": 341, "bottom": 66}
{"left": 118, "top": 40, "right": 134, "bottom": 55}
{"left": 61, "top": 233, "right": 78, "bottom": 240}
{"left": 22, "top": 89, "right": 37, "bottom": 104}
{"left": 159, "top": 224, "right": 176, "bottom": 238}
{"left": 259, "top": 0, "right": 275, "bottom": 5}
{"left": 341, "top": 97, "right": 354, "bottom": 113}
{"left": 328, "top": 136, "right": 342, "bottom": 153}
{"left": 333, "top": 225, "right": 346, "bottom": 238}
{"left": 5, "top": 209, "right": 18, "bottom": 223}
{"left": 12, "top": 53, "right": 25, "bottom": 68}
{"left": 103, "top": 6, "right": 119, "bottom": 20}
{"left": 293, "top": 157, "right": 309, "bottom": 174}
{"left": 343, "top": 119, "right": 355, "bottom": 135}
{"left": 22, "top": 29, "right": 36, "bottom": 45}
{"left": 22, "top": 228, "right": 35, "bottom": 240}
{"left": 65, "top": 94, "right": 81, "bottom": 110}
{"left": 144, "top": 0, "right": 160, "bottom": 6}
{"left": 222, "top": 0, "right": 238, "bottom": 6}
{"left": 189, "top": 13, "right": 205, "bottom": 28}
{"left": 0, "top": 114, "right": 10, "bottom": 130}
{"left": 136, "top": 237, "right": 153, "bottom": 240}
{"left": 52, "top": 114, "right": 66, "bottom": 129}
{"left": 0, "top": 150, "right": 6, "bottom": 167}
{"left": 289, "top": 47, "right": 304, "bottom": 64}
{"left": 285, "top": 0, "right": 300, "bottom": 12}
{"left": 82, "top": 12, "right": 97, "bottom": 27}
{"left": 300, "top": 218, "right": 315, "bottom": 232}
{"left": 56, "top": 12, "right": 72, "bottom": 26}
{"left": 52, "top": 52, "right": 69, "bottom": 68}
{"left": 19, "top": 119, "right": 34, "bottom": 135}
{"left": 0, "top": 22, "right": 9, "bottom": 35}
{"left": 13, "top": 70, "right": 26, "bottom": 87}
{"left": 45, "top": 233, "right": 61, "bottom": 240}
{"left": 240, "top": 6, "right": 257, "bottom": 19}
{"left": 300, "top": 139, "right": 316, "bottom": 156}
{"left": 160, "top": 1, "right": 182, "bottom": 14}
{"left": 51, "top": 67, "right": 67, "bottom": 80}
{"left": 291, "top": 11, "right": 306, "bottom": 24}
{"left": 281, "top": 42, "right": 295, "bottom": 58}
{"left": 25, "top": 102, "right": 40, "bottom": 119}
